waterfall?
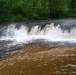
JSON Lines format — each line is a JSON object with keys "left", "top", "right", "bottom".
{"left": 1, "top": 22, "right": 76, "bottom": 44}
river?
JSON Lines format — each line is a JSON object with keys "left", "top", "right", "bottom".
{"left": 0, "top": 19, "right": 76, "bottom": 75}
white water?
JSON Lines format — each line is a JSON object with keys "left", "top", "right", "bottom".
{"left": 1, "top": 23, "right": 76, "bottom": 44}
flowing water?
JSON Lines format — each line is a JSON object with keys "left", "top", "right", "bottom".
{"left": 0, "top": 19, "right": 76, "bottom": 75}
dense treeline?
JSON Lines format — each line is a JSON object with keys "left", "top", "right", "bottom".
{"left": 0, "top": 0, "right": 76, "bottom": 22}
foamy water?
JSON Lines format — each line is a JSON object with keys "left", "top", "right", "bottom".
{"left": 0, "top": 22, "right": 76, "bottom": 44}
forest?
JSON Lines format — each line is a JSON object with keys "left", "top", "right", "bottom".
{"left": 0, "top": 0, "right": 76, "bottom": 22}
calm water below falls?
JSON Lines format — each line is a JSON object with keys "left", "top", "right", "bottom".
{"left": 0, "top": 19, "right": 76, "bottom": 75}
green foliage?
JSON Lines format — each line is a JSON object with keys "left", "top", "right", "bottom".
{"left": 0, "top": 0, "right": 76, "bottom": 22}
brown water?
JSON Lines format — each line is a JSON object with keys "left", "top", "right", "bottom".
{"left": 0, "top": 19, "right": 76, "bottom": 75}
{"left": 0, "top": 44, "right": 76, "bottom": 75}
